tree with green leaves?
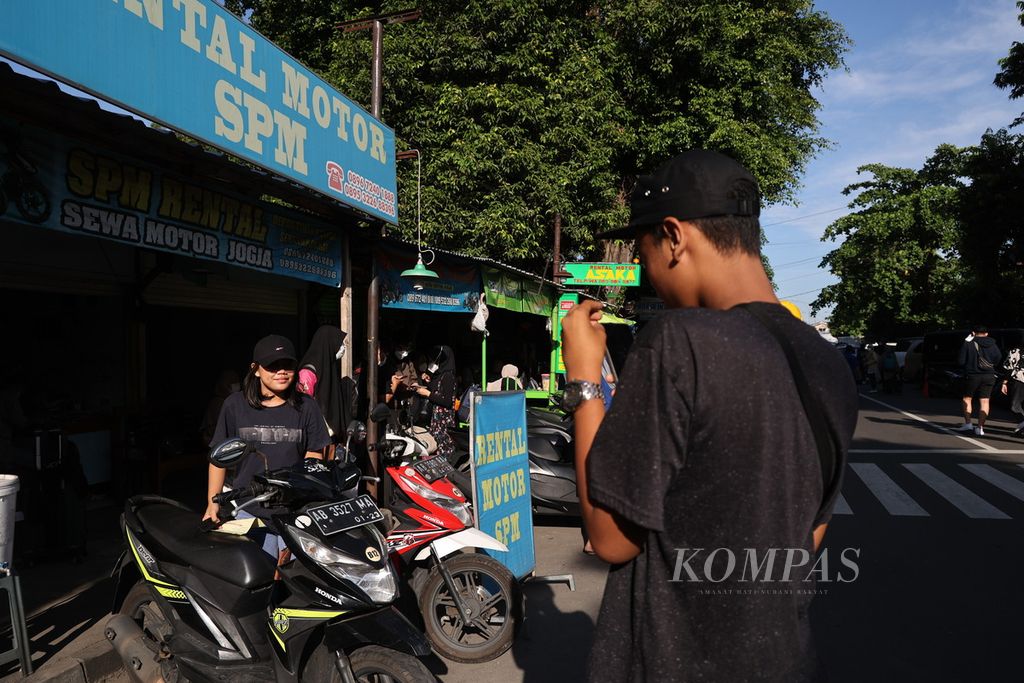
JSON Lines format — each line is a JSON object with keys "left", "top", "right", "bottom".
{"left": 811, "top": 151, "right": 964, "bottom": 337}
{"left": 228, "top": 1, "right": 847, "bottom": 269}
{"left": 995, "top": 1, "right": 1024, "bottom": 127}
{"left": 954, "top": 129, "right": 1024, "bottom": 326}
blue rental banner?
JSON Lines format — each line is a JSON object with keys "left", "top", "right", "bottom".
{"left": 376, "top": 247, "right": 482, "bottom": 313}
{"left": 0, "top": 114, "right": 342, "bottom": 286}
{"left": 0, "top": 1, "right": 397, "bottom": 224}
{"left": 470, "top": 392, "right": 535, "bottom": 579}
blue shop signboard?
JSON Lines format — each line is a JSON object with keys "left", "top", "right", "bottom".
{"left": 376, "top": 247, "right": 482, "bottom": 313}
{"left": 0, "top": 0, "right": 397, "bottom": 224}
{"left": 0, "top": 114, "right": 342, "bottom": 286}
{"left": 470, "top": 392, "right": 535, "bottom": 579}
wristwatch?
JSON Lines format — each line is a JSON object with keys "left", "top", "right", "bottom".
{"left": 561, "top": 380, "right": 605, "bottom": 413}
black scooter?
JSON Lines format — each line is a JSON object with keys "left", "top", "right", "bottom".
{"left": 106, "top": 432, "right": 435, "bottom": 683}
{"left": 450, "top": 407, "right": 580, "bottom": 516}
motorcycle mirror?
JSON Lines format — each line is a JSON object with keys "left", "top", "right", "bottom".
{"left": 346, "top": 420, "right": 367, "bottom": 442}
{"left": 369, "top": 403, "right": 391, "bottom": 424}
{"left": 208, "top": 438, "right": 249, "bottom": 468}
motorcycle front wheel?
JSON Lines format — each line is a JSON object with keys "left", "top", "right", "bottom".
{"left": 418, "top": 552, "right": 519, "bottom": 663}
{"left": 303, "top": 644, "right": 435, "bottom": 683}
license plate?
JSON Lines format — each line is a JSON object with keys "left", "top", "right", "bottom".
{"left": 412, "top": 456, "right": 455, "bottom": 483}
{"left": 307, "top": 495, "right": 384, "bottom": 536}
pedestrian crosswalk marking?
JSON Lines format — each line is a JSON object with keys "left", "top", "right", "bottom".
{"left": 961, "top": 464, "right": 1024, "bottom": 501}
{"left": 902, "top": 464, "right": 1010, "bottom": 519}
{"left": 850, "top": 463, "right": 929, "bottom": 516}
{"left": 833, "top": 493, "right": 852, "bottom": 515}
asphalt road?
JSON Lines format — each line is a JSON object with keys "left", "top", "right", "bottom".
{"left": 813, "top": 388, "right": 1024, "bottom": 682}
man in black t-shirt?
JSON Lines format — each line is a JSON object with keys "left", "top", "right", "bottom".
{"left": 562, "top": 151, "right": 858, "bottom": 682}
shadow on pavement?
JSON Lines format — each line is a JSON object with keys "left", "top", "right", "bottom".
{"left": 513, "top": 582, "right": 595, "bottom": 683}
{"left": 0, "top": 576, "right": 113, "bottom": 676}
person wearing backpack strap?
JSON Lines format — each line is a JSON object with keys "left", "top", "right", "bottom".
{"left": 955, "top": 326, "right": 1002, "bottom": 436}
{"left": 561, "top": 150, "right": 858, "bottom": 682}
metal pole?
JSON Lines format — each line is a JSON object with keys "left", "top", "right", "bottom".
{"left": 370, "top": 19, "right": 383, "bottom": 119}
{"left": 366, "top": 269, "right": 380, "bottom": 500}
{"left": 339, "top": 233, "right": 353, "bottom": 378}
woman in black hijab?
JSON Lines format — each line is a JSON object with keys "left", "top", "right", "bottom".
{"left": 297, "top": 325, "right": 354, "bottom": 444}
{"left": 414, "top": 345, "right": 457, "bottom": 459}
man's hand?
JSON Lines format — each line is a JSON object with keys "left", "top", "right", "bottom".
{"left": 562, "top": 300, "right": 607, "bottom": 381}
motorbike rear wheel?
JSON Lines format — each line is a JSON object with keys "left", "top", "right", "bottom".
{"left": 303, "top": 644, "right": 435, "bottom": 683}
{"left": 120, "top": 581, "right": 185, "bottom": 682}
{"left": 418, "top": 552, "right": 519, "bottom": 663}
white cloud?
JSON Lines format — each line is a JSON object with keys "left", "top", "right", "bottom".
{"left": 821, "top": 2, "right": 1021, "bottom": 107}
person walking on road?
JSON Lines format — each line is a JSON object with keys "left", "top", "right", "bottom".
{"left": 863, "top": 344, "right": 880, "bottom": 392}
{"left": 1000, "top": 346, "right": 1024, "bottom": 435}
{"left": 561, "top": 150, "right": 859, "bottom": 682}
{"left": 956, "top": 326, "right": 1002, "bottom": 436}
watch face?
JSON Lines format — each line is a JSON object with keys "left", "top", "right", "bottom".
{"left": 561, "top": 382, "right": 583, "bottom": 412}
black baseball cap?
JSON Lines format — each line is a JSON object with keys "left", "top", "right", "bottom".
{"left": 597, "top": 150, "right": 761, "bottom": 240}
{"left": 252, "top": 334, "right": 296, "bottom": 367}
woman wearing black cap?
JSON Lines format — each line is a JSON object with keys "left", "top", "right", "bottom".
{"left": 203, "top": 334, "right": 330, "bottom": 557}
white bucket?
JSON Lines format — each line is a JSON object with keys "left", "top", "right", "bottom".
{"left": 0, "top": 475, "right": 20, "bottom": 569}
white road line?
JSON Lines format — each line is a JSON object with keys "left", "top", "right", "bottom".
{"left": 850, "top": 449, "right": 1024, "bottom": 454}
{"left": 903, "top": 464, "right": 1010, "bottom": 519}
{"left": 833, "top": 493, "right": 852, "bottom": 515}
{"left": 858, "top": 393, "right": 996, "bottom": 451}
{"left": 849, "top": 463, "right": 929, "bottom": 516}
{"left": 961, "top": 464, "right": 1024, "bottom": 501}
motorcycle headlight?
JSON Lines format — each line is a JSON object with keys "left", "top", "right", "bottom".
{"left": 403, "top": 476, "right": 473, "bottom": 525}
{"left": 288, "top": 526, "right": 398, "bottom": 604}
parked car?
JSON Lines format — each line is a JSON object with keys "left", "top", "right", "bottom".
{"left": 902, "top": 339, "right": 925, "bottom": 382}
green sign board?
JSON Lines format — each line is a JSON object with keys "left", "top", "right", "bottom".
{"left": 483, "top": 267, "right": 554, "bottom": 316}
{"left": 553, "top": 293, "right": 579, "bottom": 374}
{"left": 563, "top": 262, "right": 641, "bottom": 287}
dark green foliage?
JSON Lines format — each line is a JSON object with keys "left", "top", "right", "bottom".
{"left": 995, "top": 1, "right": 1024, "bottom": 127}
{"left": 811, "top": 155, "right": 963, "bottom": 337}
{"left": 227, "top": 1, "right": 846, "bottom": 267}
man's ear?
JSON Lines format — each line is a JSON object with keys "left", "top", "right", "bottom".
{"left": 662, "top": 217, "right": 688, "bottom": 263}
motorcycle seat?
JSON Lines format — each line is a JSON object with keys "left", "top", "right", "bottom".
{"left": 135, "top": 503, "right": 276, "bottom": 588}
{"left": 528, "top": 436, "right": 564, "bottom": 463}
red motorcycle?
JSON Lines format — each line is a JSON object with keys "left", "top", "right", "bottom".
{"left": 371, "top": 411, "right": 521, "bottom": 663}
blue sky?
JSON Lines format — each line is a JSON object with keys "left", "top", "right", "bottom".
{"left": 763, "top": 0, "right": 1024, "bottom": 323}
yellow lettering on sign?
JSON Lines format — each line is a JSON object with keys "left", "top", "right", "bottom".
{"left": 493, "top": 511, "right": 521, "bottom": 545}
{"left": 281, "top": 62, "right": 311, "bottom": 118}
{"left": 237, "top": 32, "right": 266, "bottom": 92}
{"left": 273, "top": 112, "right": 309, "bottom": 175}
{"left": 172, "top": 0, "right": 206, "bottom": 53}
{"left": 205, "top": 14, "right": 237, "bottom": 74}
{"left": 214, "top": 80, "right": 245, "bottom": 142}
{"left": 119, "top": 0, "right": 165, "bottom": 30}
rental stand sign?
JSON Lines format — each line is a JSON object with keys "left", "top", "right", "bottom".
{"left": 0, "top": 1, "right": 397, "bottom": 224}
{"left": 469, "top": 392, "right": 535, "bottom": 579}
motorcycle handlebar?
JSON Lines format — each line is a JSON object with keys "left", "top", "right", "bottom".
{"left": 211, "top": 482, "right": 263, "bottom": 506}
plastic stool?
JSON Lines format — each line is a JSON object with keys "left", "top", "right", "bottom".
{"left": 0, "top": 573, "right": 33, "bottom": 676}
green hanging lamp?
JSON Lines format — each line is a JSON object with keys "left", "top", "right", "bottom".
{"left": 401, "top": 253, "right": 438, "bottom": 290}
{"left": 398, "top": 150, "right": 439, "bottom": 291}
